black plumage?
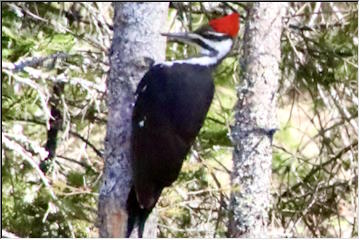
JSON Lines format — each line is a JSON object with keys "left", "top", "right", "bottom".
{"left": 126, "top": 12, "right": 239, "bottom": 237}
{"left": 127, "top": 63, "right": 215, "bottom": 237}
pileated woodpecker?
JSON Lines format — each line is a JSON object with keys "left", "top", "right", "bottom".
{"left": 127, "top": 13, "right": 239, "bottom": 237}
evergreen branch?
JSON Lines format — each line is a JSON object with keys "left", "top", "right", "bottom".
{"left": 3, "top": 51, "right": 72, "bottom": 85}
{"left": 281, "top": 140, "right": 358, "bottom": 198}
{"left": 11, "top": 52, "right": 71, "bottom": 72}
{"left": 6, "top": 117, "right": 103, "bottom": 159}
{"left": 2, "top": 134, "right": 57, "bottom": 200}
{"left": 3, "top": 69, "right": 52, "bottom": 129}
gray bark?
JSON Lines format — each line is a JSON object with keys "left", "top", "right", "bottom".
{"left": 98, "top": 2, "right": 168, "bottom": 237}
{"left": 228, "top": 3, "right": 287, "bottom": 238}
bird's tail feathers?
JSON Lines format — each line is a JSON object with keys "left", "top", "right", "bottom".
{"left": 126, "top": 186, "right": 152, "bottom": 238}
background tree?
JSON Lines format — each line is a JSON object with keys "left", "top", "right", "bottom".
{"left": 97, "top": 2, "right": 168, "bottom": 237}
{"left": 228, "top": 2, "right": 286, "bottom": 237}
{"left": 2, "top": 2, "right": 357, "bottom": 238}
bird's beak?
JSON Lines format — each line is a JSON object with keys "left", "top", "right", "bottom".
{"left": 161, "top": 32, "right": 197, "bottom": 44}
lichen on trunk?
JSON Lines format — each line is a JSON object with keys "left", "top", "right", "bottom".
{"left": 228, "top": 2, "right": 287, "bottom": 238}
{"left": 98, "top": 2, "right": 168, "bottom": 237}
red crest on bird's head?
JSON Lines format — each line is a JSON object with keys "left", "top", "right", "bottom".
{"left": 209, "top": 13, "right": 239, "bottom": 38}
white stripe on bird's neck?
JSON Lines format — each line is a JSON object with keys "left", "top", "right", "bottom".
{"left": 156, "top": 37, "right": 233, "bottom": 67}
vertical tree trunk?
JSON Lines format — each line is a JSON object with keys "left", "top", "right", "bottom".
{"left": 228, "top": 3, "right": 286, "bottom": 238}
{"left": 98, "top": 2, "right": 168, "bottom": 237}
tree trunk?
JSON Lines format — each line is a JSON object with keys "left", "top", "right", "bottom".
{"left": 228, "top": 3, "right": 286, "bottom": 238}
{"left": 98, "top": 2, "right": 168, "bottom": 237}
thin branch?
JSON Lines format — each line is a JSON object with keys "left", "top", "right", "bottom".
{"left": 2, "top": 52, "right": 71, "bottom": 72}
{"left": 287, "top": 10, "right": 356, "bottom": 18}
{"left": 2, "top": 134, "right": 57, "bottom": 200}
{"left": 6, "top": 117, "right": 103, "bottom": 158}
{"left": 69, "top": 130, "right": 103, "bottom": 158}
{"left": 2, "top": 230, "right": 20, "bottom": 238}
{"left": 56, "top": 155, "right": 95, "bottom": 170}
{"left": 281, "top": 140, "right": 358, "bottom": 198}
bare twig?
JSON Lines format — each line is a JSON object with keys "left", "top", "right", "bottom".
{"left": 2, "top": 52, "right": 71, "bottom": 72}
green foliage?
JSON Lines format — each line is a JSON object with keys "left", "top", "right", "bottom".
{"left": 2, "top": 2, "right": 110, "bottom": 237}
{"left": 274, "top": 2, "right": 357, "bottom": 237}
